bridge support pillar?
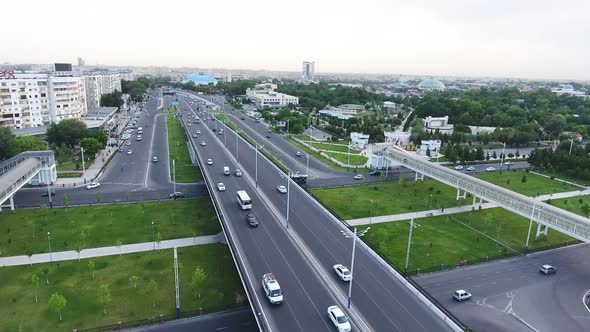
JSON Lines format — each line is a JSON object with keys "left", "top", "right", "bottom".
{"left": 535, "top": 222, "right": 549, "bottom": 240}
{"left": 456, "top": 189, "right": 467, "bottom": 200}
{"left": 9, "top": 195, "right": 14, "bottom": 211}
{"left": 414, "top": 172, "right": 424, "bottom": 181}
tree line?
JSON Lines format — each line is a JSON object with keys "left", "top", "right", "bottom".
{"left": 528, "top": 141, "right": 590, "bottom": 181}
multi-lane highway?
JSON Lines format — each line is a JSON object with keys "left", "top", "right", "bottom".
{"left": 176, "top": 94, "right": 458, "bottom": 331}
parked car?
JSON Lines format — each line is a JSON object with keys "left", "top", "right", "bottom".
{"left": 333, "top": 264, "right": 352, "bottom": 281}
{"left": 540, "top": 264, "right": 557, "bottom": 275}
{"left": 86, "top": 182, "right": 100, "bottom": 190}
{"left": 453, "top": 289, "right": 472, "bottom": 301}
{"left": 327, "top": 306, "right": 351, "bottom": 332}
{"left": 246, "top": 213, "right": 259, "bottom": 227}
{"left": 217, "top": 183, "right": 226, "bottom": 191}
{"left": 169, "top": 192, "right": 184, "bottom": 199}
{"left": 277, "top": 185, "right": 287, "bottom": 194}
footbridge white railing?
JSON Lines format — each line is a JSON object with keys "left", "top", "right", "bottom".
{"left": 384, "top": 146, "right": 590, "bottom": 243}
{"left": 0, "top": 158, "right": 43, "bottom": 209}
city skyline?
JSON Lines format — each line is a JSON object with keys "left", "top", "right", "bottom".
{"left": 2, "top": 0, "right": 590, "bottom": 80}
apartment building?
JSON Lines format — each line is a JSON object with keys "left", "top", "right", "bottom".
{"left": 84, "top": 73, "right": 122, "bottom": 109}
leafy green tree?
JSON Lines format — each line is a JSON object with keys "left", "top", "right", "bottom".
{"left": 146, "top": 280, "right": 159, "bottom": 309}
{"left": 98, "top": 284, "right": 112, "bottom": 315}
{"left": 100, "top": 90, "right": 123, "bottom": 107}
{"left": 115, "top": 239, "right": 123, "bottom": 255}
{"left": 48, "top": 293, "right": 67, "bottom": 321}
{"left": 31, "top": 274, "right": 40, "bottom": 303}
{"left": 581, "top": 203, "right": 590, "bottom": 217}
{"left": 191, "top": 266, "right": 207, "bottom": 305}
{"left": 46, "top": 119, "right": 89, "bottom": 148}
{"left": 15, "top": 136, "right": 46, "bottom": 152}
{"left": 0, "top": 127, "right": 19, "bottom": 160}
{"left": 128, "top": 275, "right": 139, "bottom": 288}
{"left": 62, "top": 194, "right": 69, "bottom": 210}
{"left": 80, "top": 137, "right": 102, "bottom": 157}
{"left": 521, "top": 175, "right": 528, "bottom": 183}
{"left": 88, "top": 260, "right": 96, "bottom": 279}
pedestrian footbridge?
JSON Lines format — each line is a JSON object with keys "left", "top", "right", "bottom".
{"left": 0, "top": 151, "right": 56, "bottom": 211}
{"left": 383, "top": 146, "right": 590, "bottom": 244}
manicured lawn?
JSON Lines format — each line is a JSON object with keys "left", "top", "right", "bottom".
{"left": 324, "top": 152, "right": 368, "bottom": 166}
{"left": 551, "top": 195, "right": 590, "bottom": 217}
{"left": 535, "top": 170, "right": 590, "bottom": 186}
{"left": 364, "top": 208, "right": 576, "bottom": 274}
{"left": 0, "top": 244, "right": 246, "bottom": 332}
{"left": 311, "top": 142, "right": 353, "bottom": 152}
{"left": 286, "top": 137, "right": 370, "bottom": 172}
{"left": 312, "top": 180, "right": 468, "bottom": 219}
{"left": 0, "top": 199, "right": 220, "bottom": 256}
{"left": 475, "top": 170, "right": 578, "bottom": 196}
{"left": 56, "top": 159, "right": 92, "bottom": 171}
{"left": 57, "top": 172, "right": 82, "bottom": 178}
{"left": 167, "top": 114, "right": 203, "bottom": 183}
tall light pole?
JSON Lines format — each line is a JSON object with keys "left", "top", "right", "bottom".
{"left": 173, "top": 159, "right": 176, "bottom": 194}
{"left": 341, "top": 227, "right": 370, "bottom": 308}
{"left": 286, "top": 172, "right": 291, "bottom": 228}
{"left": 252, "top": 145, "right": 262, "bottom": 188}
{"left": 499, "top": 142, "right": 506, "bottom": 171}
{"left": 236, "top": 129, "right": 240, "bottom": 163}
{"left": 347, "top": 144, "right": 351, "bottom": 172}
{"left": 151, "top": 222, "right": 155, "bottom": 251}
{"left": 569, "top": 138, "right": 574, "bottom": 155}
{"left": 306, "top": 153, "right": 310, "bottom": 188}
{"left": 81, "top": 147, "right": 86, "bottom": 180}
{"left": 47, "top": 232, "right": 52, "bottom": 262}
{"left": 405, "top": 218, "right": 419, "bottom": 275}
{"left": 46, "top": 177, "right": 53, "bottom": 208}
{"left": 174, "top": 247, "right": 181, "bottom": 319}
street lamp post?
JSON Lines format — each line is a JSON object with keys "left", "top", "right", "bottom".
{"left": 499, "top": 142, "right": 506, "bottom": 171}
{"left": 306, "top": 153, "right": 310, "bottom": 188}
{"left": 405, "top": 219, "right": 418, "bottom": 275}
{"left": 81, "top": 147, "right": 86, "bottom": 180}
{"left": 173, "top": 159, "right": 176, "bottom": 194}
{"left": 341, "top": 227, "right": 370, "bottom": 308}
{"left": 347, "top": 144, "right": 351, "bottom": 172}
{"left": 569, "top": 138, "right": 574, "bottom": 155}
{"left": 151, "top": 222, "right": 155, "bottom": 250}
{"left": 46, "top": 177, "right": 53, "bottom": 208}
{"left": 47, "top": 232, "right": 52, "bottom": 262}
{"left": 286, "top": 172, "right": 291, "bottom": 228}
{"left": 236, "top": 129, "right": 240, "bottom": 163}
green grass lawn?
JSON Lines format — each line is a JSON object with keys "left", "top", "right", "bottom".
{"left": 324, "top": 152, "right": 368, "bottom": 166}
{"left": 364, "top": 208, "right": 576, "bottom": 274}
{"left": 0, "top": 199, "right": 220, "bottom": 256}
{"left": 311, "top": 142, "right": 353, "bottom": 152}
{"left": 0, "top": 244, "right": 246, "bottom": 331}
{"left": 56, "top": 158, "right": 92, "bottom": 171}
{"left": 166, "top": 114, "right": 203, "bottom": 183}
{"left": 551, "top": 195, "right": 590, "bottom": 217}
{"left": 312, "top": 179, "right": 469, "bottom": 219}
{"left": 57, "top": 172, "right": 82, "bottom": 178}
{"left": 534, "top": 170, "right": 590, "bottom": 186}
{"left": 475, "top": 170, "right": 578, "bottom": 196}
{"left": 286, "top": 137, "right": 370, "bottom": 173}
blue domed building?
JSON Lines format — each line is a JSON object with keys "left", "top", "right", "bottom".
{"left": 184, "top": 73, "right": 218, "bottom": 86}
{"left": 417, "top": 79, "right": 446, "bottom": 91}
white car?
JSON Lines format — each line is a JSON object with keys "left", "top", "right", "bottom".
{"left": 125, "top": 141, "right": 131, "bottom": 146}
{"left": 453, "top": 289, "right": 472, "bottom": 302}
{"left": 127, "top": 150, "right": 133, "bottom": 155}
{"left": 235, "top": 169, "right": 242, "bottom": 177}
{"left": 192, "top": 133, "right": 197, "bottom": 138}
{"left": 327, "top": 305, "right": 351, "bottom": 332}
{"left": 217, "top": 183, "right": 226, "bottom": 191}
{"left": 454, "top": 165, "right": 464, "bottom": 170}
{"left": 333, "top": 264, "right": 352, "bottom": 282}
{"left": 466, "top": 166, "right": 475, "bottom": 171}
{"left": 201, "top": 141, "right": 206, "bottom": 146}
{"left": 196, "top": 130, "right": 201, "bottom": 134}
{"left": 277, "top": 185, "right": 287, "bottom": 193}
{"left": 485, "top": 167, "right": 496, "bottom": 172}
{"left": 354, "top": 174, "right": 363, "bottom": 180}
{"left": 207, "top": 159, "right": 213, "bottom": 165}
{"left": 86, "top": 182, "right": 100, "bottom": 190}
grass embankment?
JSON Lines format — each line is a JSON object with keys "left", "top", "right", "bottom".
{"left": 310, "top": 142, "right": 352, "bottom": 153}
{"left": 0, "top": 244, "right": 246, "bottom": 331}
{"left": 364, "top": 208, "right": 576, "bottom": 274}
{"left": 286, "top": 137, "right": 369, "bottom": 172}
{"left": 324, "top": 152, "right": 368, "bottom": 166}
{"left": 56, "top": 159, "right": 92, "bottom": 171}
{"left": 166, "top": 113, "right": 203, "bottom": 183}
{"left": 475, "top": 170, "right": 578, "bottom": 196}
{"left": 0, "top": 199, "right": 220, "bottom": 256}
{"left": 312, "top": 180, "right": 467, "bottom": 219}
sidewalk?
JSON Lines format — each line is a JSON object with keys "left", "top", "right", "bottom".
{"left": 0, "top": 233, "right": 224, "bottom": 267}
{"left": 54, "top": 148, "right": 114, "bottom": 186}
{"left": 347, "top": 189, "right": 590, "bottom": 226}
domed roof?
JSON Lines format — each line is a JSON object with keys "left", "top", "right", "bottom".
{"left": 417, "top": 79, "right": 446, "bottom": 91}
{"left": 184, "top": 73, "right": 218, "bottom": 85}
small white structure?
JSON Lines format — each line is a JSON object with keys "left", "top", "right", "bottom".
{"left": 246, "top": 84, "right": 299, "bottom": 109}
{"left": 383, "top": 101, "right": 397, "bottom": 110}
{"left": 350, "top": 132, "right": 370, "bottom": 150}
{"left": 384, "top": 131, "right": 410, "bottom": 146}
{"left": 419, "top": 140, "right": 441, "bottom": 156}
{"left": 424, "top": 116, "right": 454, "bottom": 134}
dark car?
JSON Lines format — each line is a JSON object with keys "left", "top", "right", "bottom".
{"left": 246, "top": 213, "right": 259, "bottom": 227}
{"left": 370, "top": 170, "right": 381, "bottom": 176}
{"left": 241, "top": 117, "right": 245, "bottom": 120}
{"left": 266, "top": 135, "right": 271, "bottom": 138}
{"left": 169, "top": 192, "right": 184, "bottom": 199}
{"left": 41, "top": 190, "right": 56, "bottom": 197}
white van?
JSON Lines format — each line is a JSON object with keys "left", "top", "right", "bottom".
{"left": 223, "top": 166, "right": 230, "bottom": 176}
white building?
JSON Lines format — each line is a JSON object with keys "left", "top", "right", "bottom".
{"left": 84, "top": 73, "right": 122, "bottom": 109}
{"left": 246, "top": 84, "right": 298, "bottom": 109}
{"left": 424, "top": 116, "right": 454, "bottom": 134}
{"left": 0, "top": 72, "right": 87, "bottom": 129}
{"left": 383, "top": 101, "right": 397, "bottom": 110}
{"left": 419, "top": 140, "right": 441, "bottom": 156}
{"left": 384, "top": 131, "right": 410, "bottom": 146}
{"left": 552, "top": 84, "right": 586, "bottom": 97}
{"left": 350, "top": 132, "right": 370, "bottom": 150}
{"left": 302, "top": 61, "right": 315, "bottom": 82}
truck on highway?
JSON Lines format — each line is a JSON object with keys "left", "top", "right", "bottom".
{"left": 262, "top": 273, "right": 283, "bottom": 304}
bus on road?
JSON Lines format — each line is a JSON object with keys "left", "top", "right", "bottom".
{"left": 237, "top": 190, "right": 252, "bottom": 210}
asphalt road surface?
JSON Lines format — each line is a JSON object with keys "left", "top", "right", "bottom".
{"left": 177, "top": 95, "right": 455, "bottom": 332}
{"left": 134, "top": 308, "right": 257, "bottom": 332}
{"left": 416, "top": 244, "right": 590, "bottom": 332}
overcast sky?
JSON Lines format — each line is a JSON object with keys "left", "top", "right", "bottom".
{"left": 3, "top": 0, "right": 589, "bottom": 80}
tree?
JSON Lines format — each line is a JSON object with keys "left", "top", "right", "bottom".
{"left": 48, "top": 293, "right": 67, "bottom": 321}
{"left": 115, "top": 239, "right": 123, "bottom": 256}
{"left": 581, "top": 203, "right": 590, "bottom": 217}
{"left": 128, "top": 275, "right": 139, "bottom": 288}
{"left": 40, "top": 267, "right": 49, "bottom": 285}
{"left": 80, "top": 137, "right": 103, "bottom": 157}
{"left": 88, "top": 260, "right": 96, "bottom": 279}
{"left": 0, "top": 127, "right": 19, "bottom": 161}
{"left": 62, "top": 194, "right": 69, "bottom": 210}
{"left": 146, "top": 279, "right": 159, "bottom": 309}
{"left": 15, "top": 136, "right": 46, "bottom": 152}
{"left": 156, "top": 232, "right": 162, "bottom": 250}
{"left": 191, "top": 266, "right": 208, "bottom": 305}
{"left": 31, "top": 274, "right": 40, "bottom": 303}
{"left": 46, "top": 119, "right": 89, "bottom": 148}
{"left": 98, "top": 284, "right": 112, "bottom": 315}
{"left": 100, "top": 90, "right": 123, "bottom": 107}
{"left": 521, "top": 174, "right": 528, "bottom": 183}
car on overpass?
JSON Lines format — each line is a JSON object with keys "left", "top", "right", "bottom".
{"left": 207, "top": 159, "right": 213, "bottom": 165}
{"left": 86, "top": 182, "right": 100, "bottom": 190}
{"left": 201, "top": 141, "right": 206, "bottom": 146}
{"left": 296, "top": 151, "right": 302, "bottom": 157}
{"left": 327, "top": 305, "right": 351, "bottom": 332}
{"left": 262, "top": 273, "right": 283, "bottom": 304}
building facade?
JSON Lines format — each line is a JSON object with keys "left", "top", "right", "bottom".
{"left": 350, "top": 132, "right": 370, "bottom": 150}
{"left": 84, "top": 73, "right": 122, "bottom": 109}
{"left": 302, "top": 61, "right": 315, "bottom": 82}
{"left": 0, "top": 72, "right": 87, "bottom": 129}
{"left": 246, "top": 83, "right": 299, "bottom": 109}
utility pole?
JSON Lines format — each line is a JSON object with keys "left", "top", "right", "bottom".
{"left": 174, "top": 247, "right": 181, "bottom": 318}
{"left": 173, "top": 159, "right": 176, "bottom": 194}
{"left": 405, "top": 219, "right": 416, "bottom": 275}
{"left": 286, "top": 172, "right": 291, "bottom": 228}
{"left": 81, "top": 147, "right": 86, "bottom": 180}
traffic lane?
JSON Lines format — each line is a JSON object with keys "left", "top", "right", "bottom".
{"left": 212, "top": 109, "right": 451, "bottom": 331}
{"left": 148, "top": 114, "right": 172, "bottom": 186}
{"left": 249, "top": 149, "right": 452, "bottom": 331}
{"left": 14, "top": 184, "right": 208, "bottom": 208}
{"left": 134, "top": 308, "right": 257, "bottom": 332}
{"left": 416, "top": 244, "right": 590, "bottom": 332}
{"left": 192, "top": 123, "right": 356, "bottom": 331}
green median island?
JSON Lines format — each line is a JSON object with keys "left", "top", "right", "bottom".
{"left": 166, "top": 112, "right": 203, "bottom": 183}
{"left": 0, "top": 199, "right": 221, "bottom": 256}
{"left": 0, "top": 244, "right": 247, "bottom": 331}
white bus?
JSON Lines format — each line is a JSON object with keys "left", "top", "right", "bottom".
{"left": 237, "top": 190, "right": 252, "bottom": 210}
